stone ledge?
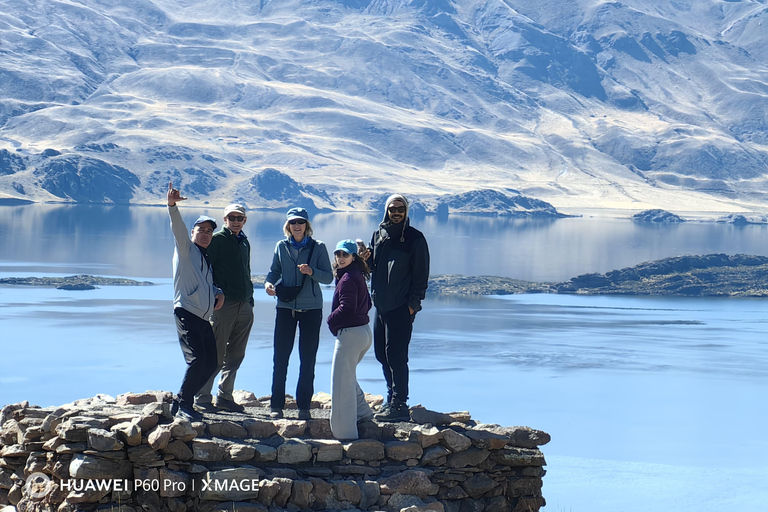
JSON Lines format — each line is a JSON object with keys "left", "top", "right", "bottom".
{"left": 0, "top": 392, "right": 549, "bottom": 512}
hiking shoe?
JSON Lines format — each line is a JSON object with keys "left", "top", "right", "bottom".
{"left": 374, "top": 401, "right": 409, "bottom": 422}
{"left": 216, "top": 397, "right": 245, "bottom": 413}
{"left": 298, "top": 409, "right": 311, "bottom": 420}
{"left": 175, "top": 401, "right": 203, "bottom": 422}
{"left": 269, "top": 408, "right": 283, "bottom": 419}
{"left": 194, "top": 402, "right": 218, "bottom": 414}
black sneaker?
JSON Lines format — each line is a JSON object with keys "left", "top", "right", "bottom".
{"left": 216, "top": 397, "right": 245, "bottom": 413}
{"left": 298, "top": 409, "right": 311, "bottom": 420}
{"left": 269, "top": 408, "right": 283, "bottom": 419}
{"left": 194, "top": 402, "right": 218, "bottom": 413}
{"left": 374, "top": 401, "right": 410, "bottom": 422}
{"left": 176, "top": 401, "right": 203, "bottom": 422}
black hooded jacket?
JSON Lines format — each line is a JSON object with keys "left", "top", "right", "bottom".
{"left": 369, "top": 196, "right": 430, "bottom": 314}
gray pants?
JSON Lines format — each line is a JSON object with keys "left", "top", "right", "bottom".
{"left": 330, "top": 324, "right": 373, "bottom": 440}
{"left": 196, "top": 300, "right": 254, "bottom": 404}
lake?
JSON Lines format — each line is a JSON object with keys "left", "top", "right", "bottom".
{"left": 1, "top": 204, "right": 767, "bottom": 512}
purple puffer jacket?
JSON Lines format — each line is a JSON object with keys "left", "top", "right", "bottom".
{"left": 327, "top": 265, "right": 372, "bottom": 336}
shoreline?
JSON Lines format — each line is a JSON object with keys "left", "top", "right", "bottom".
{"left": 3, "top": 254, "right": 768, "bottom": 298}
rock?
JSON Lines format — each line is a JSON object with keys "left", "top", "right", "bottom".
{"left": 334, "top": 480, "right": 361, "bottom": 504}
{"left": 116, "top": 391, "right": 170, "bottom": 406}
{"left": 231, "top": 390, "right": 262, "bottom": 407}
{"left": 461, "top": 473, "right": 498, "bottom": 499}
{"left": 308, "top": 439, "right": 343, "bottom": 462}
{"left": 409, "top": 425, "right": 442, "bottom": 448}
{"left": 127, "top": 445, "right": 162, "bottom": 464}
{"left": 200, "top": 468, "right": 262, "bottom": 501}
{"left": 310, "top": 392, "right": 332, "bottom": 410}
{"left": 379, "top": 470, "right": 439, "bottom": 497}
{"left": 162, "top": 439, "right": 194, "bottom": 461}
{"left": 410, "top": 407, "right": 455, "bottom": 426}
{"left": 485, "top": 496, "right": 512, "bottom": 512}
{"left": 208, "top": 421, "right": 247, "bottom": 439}
{"left": 56, "top": 443, "right": 86, "bottom": 454}
{"left": 169, "top": 418, "right": 198, "bottom": 442}
{"left": 631, "top": 209, "right": 684, "bottom": 223}
{"left": 306, "top": 419, "right": 333, "bottom": 439}
{"left": 490, "top": 447, "right": 546, "bottom": 467}
{"left": 437, "top": 485, "right": 469, "bottom": 500}
{"left": 69, "top": 454, "right": 132, "bottom": 479}
{"left": 308, "top": 477, "right": 332, "bottom": 509}
{"left": 110, "top": 421, "right": 142, "bottom": 447}
{"left": 484, "top": 426, "right": 550, "bottom": 448}
{"left": 440, "top": 429, "right": 472, "bottom": 452}
{"left": 251, "top": 443, "right": 277, "bottom": 462}
{"left": 87, "top": 428, "right": 124, "bottom": 452}
{"left": 288, "top": 479, "right": 313, "bottom": 509}
{"left": 192, "top": 439, "right": 227, "bottom": 462}
{"left": 359, "top": 479, "right": 381, "bottom": 510}
{"left": 446, "top": 448, "right": 490, "bottom": 468}
{"left": 465, "top": 429, "right": 508, "bottom": 450}
{"left": 243, "top": 419, "right": 278, "bottom": 439}
{"left": 506, "top": 477, "right": 543, "bottom": 497}
{"left": 343, "top": 439, "right": 385, "bottom": 461}
{"left": 276, "top": 440, "right": 312, "bottom": 464}
{"left": 256, "top": 478, "right": 279, "bottom": 506}
{"left": 271, "top": 477, "right": 293, "bottom": 508}
{"left": 0, "top": 444, "right": 28, "bottom": 458}
{"left": 227, "top": 443, "right": 255, "bottom": 462}
{"left": 385, "top": 441, "right": 423, "bottom": 461}
{"left": 421, "top": 445, "right": 451, "bottom": 466}
{"left": 274, "top": 419, "right": 306, "bottom": 438}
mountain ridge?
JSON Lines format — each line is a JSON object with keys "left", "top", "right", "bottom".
{"left": 0, "top": 0, "right": 766, "bottom": 212}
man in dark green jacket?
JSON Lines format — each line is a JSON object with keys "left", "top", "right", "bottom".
{"left": 195, "top": 203, "right": 254, "bottom": 413}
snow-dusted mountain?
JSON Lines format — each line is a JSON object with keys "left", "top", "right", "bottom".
{"left": 0, "top": 0, "right": 767, "bottom": 212}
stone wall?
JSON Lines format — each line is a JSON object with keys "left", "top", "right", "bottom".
{"left": 0, "top": 391, "right": 550, "bottom": 512}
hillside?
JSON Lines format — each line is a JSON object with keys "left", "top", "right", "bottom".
{"left": 0, "top": 0, "right": 767, "bottom": 212}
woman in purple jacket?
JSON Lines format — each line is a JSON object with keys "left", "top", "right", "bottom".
{"left": 327, "top": 239, "right": 374, "bottom": 439}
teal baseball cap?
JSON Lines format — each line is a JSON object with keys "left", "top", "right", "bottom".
{"left": 334, "top": 239, "right": 357, "bottom": 255}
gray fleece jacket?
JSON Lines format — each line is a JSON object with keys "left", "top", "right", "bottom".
{"left": 169, "top": 205, "right": 222, "bottom": 320}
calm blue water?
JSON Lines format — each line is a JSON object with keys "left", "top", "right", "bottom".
{"left": 1, "top": 204, "right": 768, "bottom": 511}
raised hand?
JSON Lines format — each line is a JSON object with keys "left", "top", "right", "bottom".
{"left": 167, "top": 181, "right": 187, "bottom": 206}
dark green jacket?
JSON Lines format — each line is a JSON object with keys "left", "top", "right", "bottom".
{"left": 207, "top": 227, "right": 253, "bottom": 304}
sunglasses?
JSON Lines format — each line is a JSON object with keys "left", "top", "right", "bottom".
{"left": 226, "top": 215, "right": 245, "bottom": 222}
{"left": 288, "top": 219, "right": 307, "bottom": 225}
{"left": 387, "top": 206, "right": 406, "bottom": 213}
{"left": 334, "top": 251, "right": 352, "bottom": 258}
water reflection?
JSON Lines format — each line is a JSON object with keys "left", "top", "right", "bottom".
{"left": 2, "top": 204, "right": 768, "bottom": 281}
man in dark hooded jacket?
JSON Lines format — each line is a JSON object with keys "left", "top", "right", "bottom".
{"left": 362, "top": 194, "right": 430, "bottom": 421}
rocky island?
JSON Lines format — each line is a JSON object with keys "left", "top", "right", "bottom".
{"left": 6, "top": 254, "right": 768, "bottom": 298}
{"left": 0, "top": 392, "right": 549, "bottom": 512}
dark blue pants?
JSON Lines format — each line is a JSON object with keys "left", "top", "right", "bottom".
{"left": 373, "top": 304, "right": 414, "bottom": 403}
{"left": 270, "top": 307, "right": 323, "bottom": 410}
{"left": 174, "top": 307, "right": 218, "bottom": 406}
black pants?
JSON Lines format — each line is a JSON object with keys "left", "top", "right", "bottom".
{"left": 270, "top": 307, "right": 323, "bottom": 410}
{"left": 373, "top": 303, "right": 414, "bottom": 404}
{"left": 174, "top": 307, "right": 218, "bottom": 406}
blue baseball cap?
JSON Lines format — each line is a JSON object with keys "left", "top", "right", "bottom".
{"left": 286, "top": 207, "right": 309, "bottom": 222}
{"left": 334, "top": 239, "right": 357, "bottom": 255}
{"left": 193, "top": 215, "right": 217, "bottom": 229}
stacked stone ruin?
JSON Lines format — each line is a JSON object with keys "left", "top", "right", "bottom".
{"left": 0, "top": 391, "right": 550, "bottom": 512}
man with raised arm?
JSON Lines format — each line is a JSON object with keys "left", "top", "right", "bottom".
{"left": 195, "top": 204, "right": 254, "bottom": 413}
{"left": 167, "top": 182, "right": 225, "bottom": 421}
{"left": 361, "top": 194, "right": 430, "bottom": 422}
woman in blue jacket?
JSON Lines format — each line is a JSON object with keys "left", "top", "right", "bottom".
{"left": 265, "top": 207, "right": 333, "bottom": 420}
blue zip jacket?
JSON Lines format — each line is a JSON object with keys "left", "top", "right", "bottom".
{"left": 266, "top": 237, "right": 333, "bottom": 310}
